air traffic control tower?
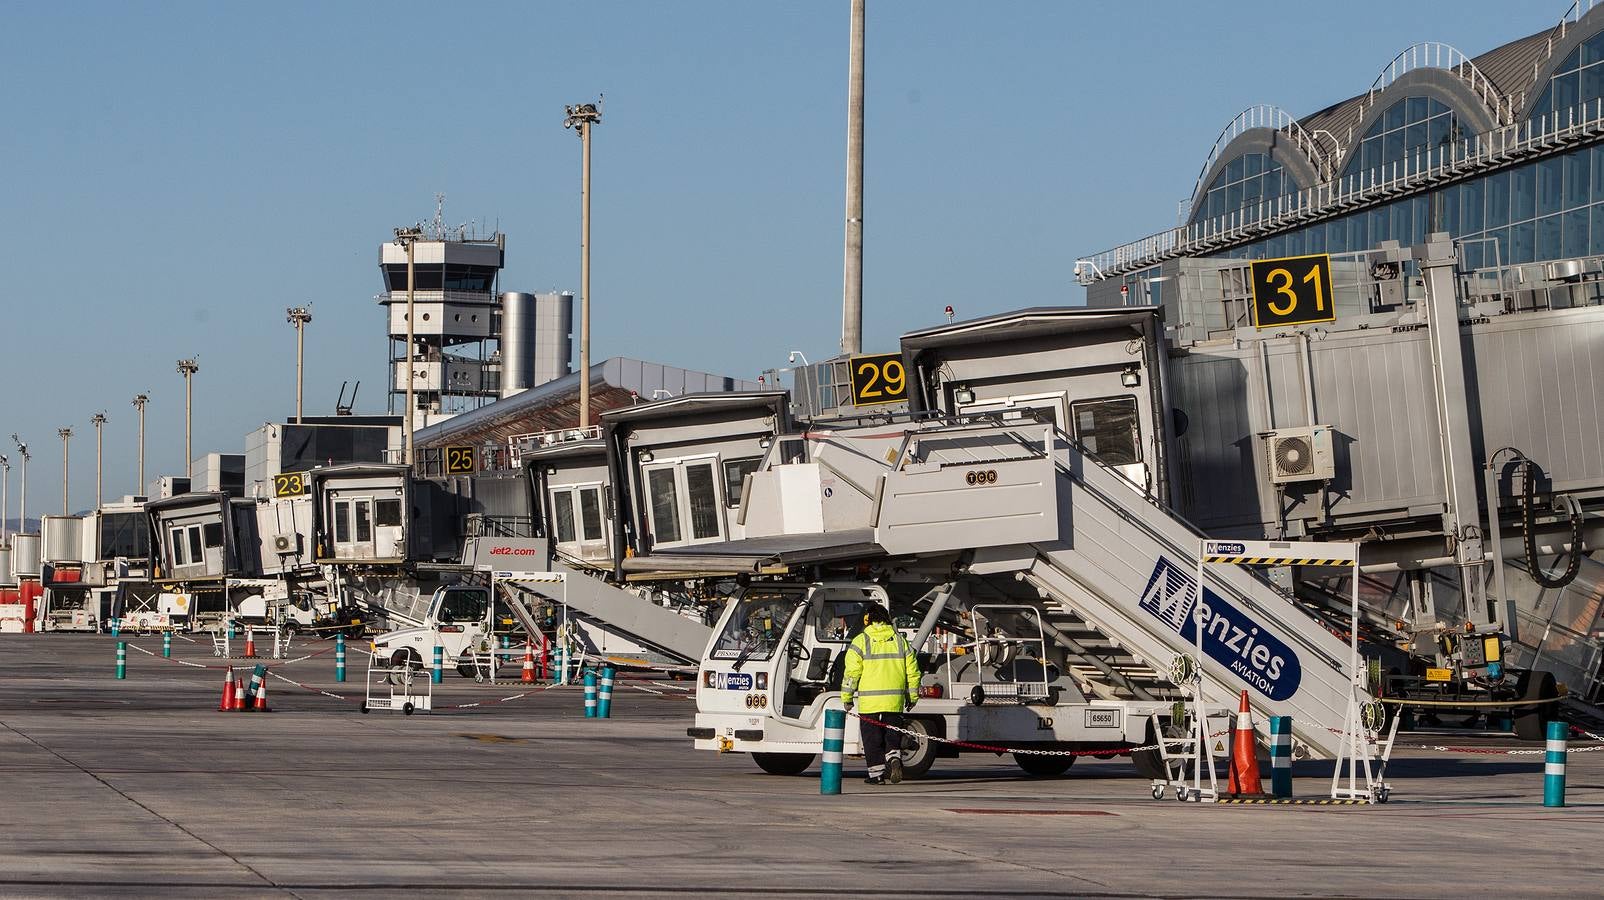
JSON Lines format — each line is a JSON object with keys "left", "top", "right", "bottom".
{"left": 378, "top": 231, "right": 573, "bottom": 427}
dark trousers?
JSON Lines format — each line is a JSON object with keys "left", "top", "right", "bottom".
{"left": 860, "top": 712, "right": 907, "bottom": 774}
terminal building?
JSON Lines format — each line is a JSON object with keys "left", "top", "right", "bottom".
{"left": 1079, "top": 3, "right": 1604, "bottom": 313}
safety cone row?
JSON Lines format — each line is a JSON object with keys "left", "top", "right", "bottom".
{"left": 215, "top": 665, "right": 270, "bottom": 712}
{"left": 521, "top": 640, "right": 536, "bottom": 683}
{"left": 1227, "top": 689, "right": 1265, "bottom": 797}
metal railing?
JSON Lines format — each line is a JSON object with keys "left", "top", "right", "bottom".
{"left": 1361, "top": 42, "right": 1514, "bottom": 129}
{"left": 1079, "top": 97, "right": 1604, "bottom": 283}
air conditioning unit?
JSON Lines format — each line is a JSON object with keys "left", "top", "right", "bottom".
{"left": 1262, "top": 426, "right": 1335, "bottom": 485}
{"left": 272, "top": 533, "right": 301, "bottom": 555}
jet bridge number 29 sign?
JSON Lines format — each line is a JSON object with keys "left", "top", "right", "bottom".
{"left": 849, "top": 353, "right": 908, "bottom": 406}
{"left": 1250, "top": 253, "right": 1335, "bottom": 329}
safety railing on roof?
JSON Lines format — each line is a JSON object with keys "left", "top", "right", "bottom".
{"left": 1188, "top": 105, "right": 1342, "bottom": 204}
{"left": 1539, "top": 1, "right": 1604, "bottom": 85}
{"left": 1360, "top": 42, "right": 1515, "bottom": 127}
{"left": 1078, "top": 96, "right": 1604, "bottom": 284}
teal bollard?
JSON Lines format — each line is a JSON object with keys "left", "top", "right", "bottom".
{"left": 227, "top": 620, "right": 235, "bottom": 640}
{"left": 115, "top": 641, "right": 126, "bottom": 679}
{"left": 821, "top": 708, "right": 845, "bottom": 795}
{"left": 554, "top": 646, "right": 566, "bottom": 685}
{"left": 1545, "top": 720, "right": 1568, "bottom": 808}
{"left": 583, "top": 669, "right": 598, "bottom": 718}
{"left": 597, "top": 666, "right": 616, "bottom": 718}
{"left": 110, "top": 618, "right": 120, "bottom": 637}
{"left": 335, "top": 634, "right": 347, "bottom": 683}
{"left": 1270, "top": 715, "right": 1293, "bottom": 798}
{"left": 432, "top": 645, "right": 443, "bottom": 684}
{"left": 162, "top": 631, "right": 172, "bottom": 658}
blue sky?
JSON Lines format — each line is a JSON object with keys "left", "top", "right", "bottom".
{"left": 0, "top": 0, "right": 1540, "bottom": 513}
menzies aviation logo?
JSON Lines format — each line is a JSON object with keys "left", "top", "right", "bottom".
{"left": 1139, "top": 557, "right": 1303, "bottom": 702}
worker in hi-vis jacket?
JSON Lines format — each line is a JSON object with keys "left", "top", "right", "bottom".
{"left": 841, "top": 605, "right": 922, "bottom": 784}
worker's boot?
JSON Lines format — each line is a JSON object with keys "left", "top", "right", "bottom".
{"left": 887, "top": 754, "right": 903, "bottom": 784}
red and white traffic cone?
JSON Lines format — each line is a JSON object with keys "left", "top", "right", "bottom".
{"left": 1227, "top": 689, "right": 1266, "bottom": 797}
{"left": 243, "top": 632, "right": 257, "bottom": 659}
{"left": 253, "top": 678, "right": 271, "bottom": 713}
{"left": 218, "top": 666, "right": 236, "bottom": 712}
{"left": 522, "top": 640, "right": 535, "bottom": 683}
{"left": 232, "top": 676, "right": 247, "bottom": 711}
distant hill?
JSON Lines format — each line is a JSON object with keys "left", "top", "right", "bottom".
{"left": 3, "top": 517, "right": 41, "bottom": 535}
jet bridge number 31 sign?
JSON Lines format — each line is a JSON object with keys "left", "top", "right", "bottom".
{"left": 1250, "top": 253, "right": 1335, "bottom": 329}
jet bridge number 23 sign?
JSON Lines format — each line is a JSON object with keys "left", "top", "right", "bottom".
{"left": 1250, "top": 253, "right": 1335, "bottom": 329}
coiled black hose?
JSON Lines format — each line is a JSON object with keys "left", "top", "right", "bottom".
{"left": 1523, "top": 458, "right": 1583, "bottom": 589}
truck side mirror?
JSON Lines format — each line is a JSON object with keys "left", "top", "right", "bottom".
{"left": 806, "top": 647, "right": 832, "bottom": 681}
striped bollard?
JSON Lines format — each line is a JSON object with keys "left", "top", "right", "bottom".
{"left": 821, "top": 708, "right": 846, "bottom": 795}
{"left": 115, "top": 641, "right": 127, "bottom": 679}
{"left": 555, "top": 646, "right": 566, "bottom": 685}
{"left": 1269, "top": 716, "right": 1293, "bottom": 798}
{"left": 597, "top": 666, "right": 616, "bottom": 718}
{"left": 162, "top": 631, "right": 172, "bottom": 658}
{"left": 110, "top": 618, "right": 120, "bottom": 637}
{"left": 432, "top": 645, "right": 443, "bottom": 684}
{"left": 1545, "top": 720, "right": 1568, "bottom": 808}
{"left": 227, "top": 620, "right": 235, "bottom": 640}
{"left": 583, "top": 669, "right": 598, "bottom": 718}
{"left": 335, "top": 634, "right": 347, "bottom": 683}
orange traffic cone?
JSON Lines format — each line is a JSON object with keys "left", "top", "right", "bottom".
{"left": 232, "top": 676, "right": 247, "bottom": 711}
{"left": 1227, "top": 690, "right": 1266, "bottom": 797}
{"left": 244, "top": 632, "right": 257, "bottom": 659}
{"left": 218, "top": 666, "right": 236, "bottom": 712}
{"left": 521, "top": 641, "right": 536, "bottom": 683}
{"left": 253, "top": 678, "right": 271, "bottom": 713}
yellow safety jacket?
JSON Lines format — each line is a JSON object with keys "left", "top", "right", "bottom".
{"left": 841, "top": 622, "right": 920, "bottom": 714}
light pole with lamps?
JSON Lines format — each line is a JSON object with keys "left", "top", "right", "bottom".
{"left": 176, "top": 359, "right": 199, "bottom": 476}
{"left": 287, "top": 305, "right": 312, "bottom": 423}
{"left": 57, "top": 427, "right": 73, "bottom": 514}
{"left": 90, "top": 412, "right": 107, "bottom": 508}
{"left": 393, "top": 227, "right": 423, "bottom": 465}
{"left": 564, "top": 99, "right": 602, "bottom": 429}
{"left": 0, "top": 454, "right": 9, "bottom": 545}
{"left": 132, "top": 394, "right": 149, "bottom": 492}
{"left": 9, "top": 436, "right": 27, "bottom": 536}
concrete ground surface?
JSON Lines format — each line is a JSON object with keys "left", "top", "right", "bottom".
{"left": 1, "top": 634, "right": 1601, "bottom": 899}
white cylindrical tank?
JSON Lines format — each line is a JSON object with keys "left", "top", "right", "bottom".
{"left": 499, "top": 291, "right": 539, "bottom": 399}
{"left": 11, "top": 533, "right": 42, "bottom": 579}
{"left": 42, "top": 515, "right": 84, "bottom": 563}
{"left": 0, "top": 547, "right": 13, "bottom": 587}
{"left": 535, "top": 291, "right": 575, "bottom": 387}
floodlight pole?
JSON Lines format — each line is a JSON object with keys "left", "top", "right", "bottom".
{"left": 287, "top": 306, "right": 313, "bottom": 424}
{"left": 841, "top": 0, "right": 866, "bottom": 356}
{"left": 132, "top": 394, "right": 148, "bottom": 491}
{"left": 394, "top": 227, "right": 424, "bottom": 465}
{"left": 565, "top": 100, "right": 602, "bottom": 429}
{"left": 57, "top": 427, "right": 73, "bottom": 514}
{"left": 10, "top": 436, "right": 28, "bottom": 536}
{"left": 90, "top": 412, "right": 107, "bottom": 508}
{"left": 177, "top": 359, "right": 199, "bottom": 476}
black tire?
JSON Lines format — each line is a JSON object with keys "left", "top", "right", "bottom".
{"left": 403, "top": 702, "right": 415, "bottom": 716}
{"left": 899, "top": 717, "right": 938, "bottom": 780}
{"left": 1014, "top": 752, "right": 1076, "bottom": 777}
{"left": 1132, "top": 723, "right": 1184, "bottom": 780}
{"left": 1512, "top": 670, "right": 1559, "bottom": 742}
{"left": 751, "top": 752, "right": 815, "bottom": 776}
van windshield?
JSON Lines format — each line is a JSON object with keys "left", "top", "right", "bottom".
{"left": 712, "top": 588, "right": 808, "bottom": 661}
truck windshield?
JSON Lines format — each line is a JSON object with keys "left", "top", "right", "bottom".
{"left": 712, "top": 588, "right": 806, "bottom": 661}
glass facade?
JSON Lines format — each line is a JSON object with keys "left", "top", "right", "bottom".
{"left": 1531, "top": 31, "right": 1604, "bottom": 121}
{"left": 1192, "top": 152, "right": 1299, "bottom": 226}
{"left": 1339, "top": 97, "right": 1469, "bottom": 192}
{"left": 1207, "top": 144, "right": 1604, "bottom": 271}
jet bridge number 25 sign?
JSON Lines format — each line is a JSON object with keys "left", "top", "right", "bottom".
{"left": 1250, "top": 253, "right": 1335, "bottom": 329}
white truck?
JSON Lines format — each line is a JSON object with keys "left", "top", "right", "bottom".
{"left": 687, "top": 582, "right": 1174, "bottom": 779}
{"left": 369, "top": 585, "right": 510, "bottom": 679}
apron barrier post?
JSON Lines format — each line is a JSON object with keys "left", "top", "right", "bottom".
{"left": 431, "top": 645, "right": 443, "bottom": 684}
{"left": 821, "top": 708, "right": 846, "bottom": 795}
{"left": 583, "top": 668, "right": 598, "bottom": 718}
{"left": 1270, "top": 715, "right": 1293, "bottom": 798}
{"left": 1545, "top": 720, "right": 1568, "bottom": 808}
{"left": 115, "top": 641, "right": 126, "bottom": 679}
{"left": 162, "top": 631, "right": 172, "bottom": 658}
{"left": 335, "top": 633, "right": 347, "bottom": 683}
{"left": 598, "top": 665, "right": 615, "bottom": 718}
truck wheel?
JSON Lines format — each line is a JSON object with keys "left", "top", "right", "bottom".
{"left": 1132, "top": 723, "right": 1186, "bottom": 780}
{"left": 751, "top": 752, "right": 815, "bottom": 776}
{"left": 1512, "top": 670, "right": 1559, "bottom": 742}
{"left": 1014, "top": 752, "right": 1075, "bottom": 777}
{"left": 899, "top": 718, "right": 938, "bottom": 780}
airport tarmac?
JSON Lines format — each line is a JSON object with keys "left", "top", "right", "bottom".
{"left": 1, "top": 634, "right": 1600, "bottom": 899}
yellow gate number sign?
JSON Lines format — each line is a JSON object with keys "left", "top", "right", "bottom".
{"left": 849, "top": 353, "right": 908, "bottom": 407}
{"left": 445, "top": 445, "right": 477, "bottom": 474}
{"left": 272, "top": 471, "right": 309, "bottom": 498}
{"left": 1249, "top": 253, "right": 1336, "bottom": 329}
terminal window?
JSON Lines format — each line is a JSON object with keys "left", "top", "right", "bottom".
{"left": 1071, "top": 396, "right": 1141, "bottom": 466}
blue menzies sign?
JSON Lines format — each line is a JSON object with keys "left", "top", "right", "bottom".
{"left": 1139, "top": 557, "right": 1304, "bottom": 702}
